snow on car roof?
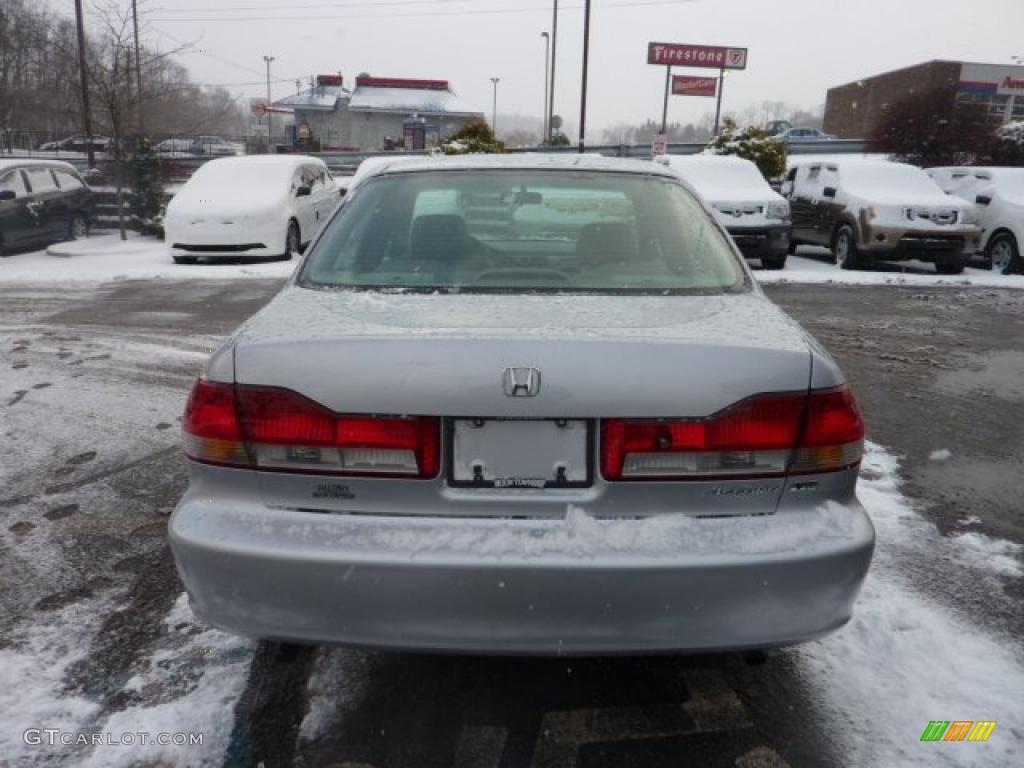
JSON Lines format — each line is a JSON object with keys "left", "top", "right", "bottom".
{"left": 368, "top": 153, "right": 679, "bottom": 178}
{"left": 348, "top": 85, "right": 481, "bottom": 117}
{"left": 657, "top": 154, "right": 779, "bottom": 201}
{"left": 0, "top": 158, "right": 78, "bottom": 173}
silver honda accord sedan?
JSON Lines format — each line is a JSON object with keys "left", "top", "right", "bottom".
{"left": 169, "top": 154, "right": 874, "bottom": 654}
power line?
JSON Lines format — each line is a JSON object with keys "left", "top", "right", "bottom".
{"left": 150, "top": 0, "right": 698, "bottom": 23}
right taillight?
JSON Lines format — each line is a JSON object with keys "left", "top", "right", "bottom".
{"left": 600, "top": 386, "right": 864, "bottom": 481}
{"left": 790, "top": 385, "right": 864, "bottom": 475}
{"left": 182, "top": 379, "right": 440, "bottom": 478}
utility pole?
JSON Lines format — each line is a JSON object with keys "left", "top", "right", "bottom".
{"left": 73, "top": 0, "right": 95, "bottom": 168}
{"left": 541, "top": 32, "right": 550, "bottom": 144}
{"left": 490, "top": 77, "right": 500, "bottom": 134}
{"left": 548, "top": 0, "right": 559, "bottom": 143}
{"left": 578, "top": 0, "right": 592, "bottom": 153}
{"left": 131, "top": 0, "right": 144, "bottom": 134}
{"left": 263, "top": 56, "right": 275, "bottom": 151}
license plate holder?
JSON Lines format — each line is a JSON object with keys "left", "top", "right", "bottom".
{"left": 448, "top": 418, "right": 593, "bottom": 489}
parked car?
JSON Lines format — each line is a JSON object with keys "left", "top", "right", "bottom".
{"left": 164, "top": 155, "right": 339, "bottom": 264}
{"left": 155, "top": 138, "right": 195, "bottom": 157}
{"left": 169, "top": 154, "right": 874, "bottom": 654}
{"left": 189, "top": 136, "right": 241, "bottom": 157}
{"left": 781, "top": 160, "right": 981, "bottom": 273}
{"left": 37, "top": 135, "right": 112, "bottom": 154}
{"left": 928, "top": 166, "right": 1024, "bottom": 275}
{"left": 778, "top": 127, "right": 836, "bottom": 143}
{"left": 657, "top": 154, "right": 791, "bottom": 269}
{"left": 0, "top": 159, "right": 95, "bottom": 255}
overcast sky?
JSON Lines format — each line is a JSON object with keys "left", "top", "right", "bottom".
{"left": 72, "top": 0, "right": 1024, "bottom": 134}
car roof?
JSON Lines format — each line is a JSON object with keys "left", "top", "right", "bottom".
{"left": 659, "top": 154, "right": 754, "bottom": 168}
{"left": 0, "top": 158, "right": 79, "bottom": 173}
{"left": 200, "top": 154, "right": 324, "bottom": 171}
{"left": 366, "top": 153, "right": 678, "bottom": 180}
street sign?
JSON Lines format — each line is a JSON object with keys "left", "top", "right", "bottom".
{"left": 672, "top": 75, "right": 718, "bottom": 97}
{"left": 648, "top": 43, "right": 747, "bottom": 70}
{"left": 652, "top": 133, "right": 668, "bottom": 157}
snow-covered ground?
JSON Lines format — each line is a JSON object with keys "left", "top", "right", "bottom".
{"left": 757, "top": 246, "right": 1024, "bottom": 289}
{"left": 0, "top": 232, "right": 297, "bottom": 282}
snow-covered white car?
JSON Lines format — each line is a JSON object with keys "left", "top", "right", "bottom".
{"left": 928, "top": 167, "right": 1024, "bottom": 275}
{"left": 164, "top": 155, "right": 340, "bottom": 264}
{"left": 657, "top": 154, "right": 791, "bottom": 269}
{"left": 781, "top": 160, "right": 982, "bottom": 273}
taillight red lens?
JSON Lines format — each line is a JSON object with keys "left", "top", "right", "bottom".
{"left": 601, "top": 386, "right": 864, "bottom": 481}
{"left": 182, "top": 380, "right": 441, "bottom": 478}
{"left": 182, "top": 379, "right": 251, "bottom": 467}
{"left": 802, "top": 386, "right": 864, "bottom": 446}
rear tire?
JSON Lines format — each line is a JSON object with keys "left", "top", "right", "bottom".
{"left": 282, "top": 220, "right": 300, "bottom": 261}
{"left": 761, "top": 255, "right": 787, "bottom": 270}
{"left": 172, "top": 255, "right": 198, "bottom": 265}
{"left": 67, "top": 214, "right": 88, "bottom": 241}
{"left": 987, "top": 232, "right": 1021, "bottom": 275}
{"left": 934, "top": 255, "right": 966, "bottom": 275}
{"left": 833, "top": 225, "right": 861, "bottom": 270}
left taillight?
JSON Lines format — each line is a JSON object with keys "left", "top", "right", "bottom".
{"left": 182, "top": 379, "right": 251, "bottom": 467}
{"left": 182, "top": 379, "right": 440, "bottom": 478}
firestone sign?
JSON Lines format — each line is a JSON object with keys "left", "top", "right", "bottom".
{"left": 672, "top": 75, "right": 718, "bottom": 97}
{"left": 647, "top": 43, "right": 748, "bottom": 70}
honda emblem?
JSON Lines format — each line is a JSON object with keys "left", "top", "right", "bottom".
{"left": 503, "top": 367, "right": 541, "bottom": 397}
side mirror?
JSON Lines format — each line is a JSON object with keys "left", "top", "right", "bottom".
{"left": 975, "top": 194, "right": 992, "bottom": 206}
{"left": 823, "top": 187, "right": 837, "bottom": 199}
{"left": 296, "top": 186, "right": 312, "bottom": 197}
{"left": 0, "top": 189, "right": 15, "bottom": 201}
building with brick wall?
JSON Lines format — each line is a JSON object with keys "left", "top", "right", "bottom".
{"left": 824, "top": 60, "right": 1024, "bottom": 139}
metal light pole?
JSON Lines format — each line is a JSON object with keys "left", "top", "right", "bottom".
{"left": 541, "top": 32, "right": 550, "bottom": 144}
{"left": 578, "top": 0, "right": 592, "bottom": 153}
{"left": 490, "top": 77, "right": 500, "bottom": 134}
{"left": 713, "top": 69, "right": 726, "bottom": 136}
{"left": 548, "top": 0, "right": 559, "bottom": 143}
{"left": 73, "top": 0, "right": 95, "bottom": 168}
{"left": 264, "top": 55, "right": 275, "bottom": 150}
{"left": 660, "top": 65, "right": 672, "bottom": 134}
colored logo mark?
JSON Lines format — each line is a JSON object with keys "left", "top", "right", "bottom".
{"left": 920, "top": 721, "right": 997, "bottom": 742}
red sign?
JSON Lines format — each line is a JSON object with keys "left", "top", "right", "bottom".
{"left": 355, "top": 76, "right": 449, "bottom": 91}
{"left": 672, "top": 75, "right": 718, "bottom": 97}
{"left": 648, "top": 43, "right": 747, "bottom": 70}
{"left": 652, "top": 133, "right": 668, "bottom": 157}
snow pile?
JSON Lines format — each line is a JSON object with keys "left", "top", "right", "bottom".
{"left": 792, "top": 443, "right": 1024, "bottom": 767}
{"left": 0, "top": 233, "right": 297, "bottom": 282}
{"left": 929, "top": 449, "right": 953, "bottom": 462}
{"left": 0, "top": 602, "right": 104, "bottom": 763}
{"left": 78, "top": 594, "right": 255, "bottom": 768}
{"left": 757, "top": 250, "right": 1024, "bottom": 289}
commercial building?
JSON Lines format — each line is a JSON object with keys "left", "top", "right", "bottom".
{"left": 272, "top": 75, "right": 484, "bottom": 151}
{"left": 824, "top": 60, "right": 1024, "bottom": 138}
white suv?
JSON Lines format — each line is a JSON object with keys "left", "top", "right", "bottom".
{"left": 928, "top": 167, "right": 1024, "bottom": 275}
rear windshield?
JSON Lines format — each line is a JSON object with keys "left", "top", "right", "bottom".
{"left": 298, "top": 170, "right": 745, "bottom": 294}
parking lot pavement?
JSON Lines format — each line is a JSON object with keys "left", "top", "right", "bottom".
{"left": 1, "top": 277, "right": 1022, "bottom": 768}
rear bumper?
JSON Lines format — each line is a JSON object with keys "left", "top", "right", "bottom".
{"left": 727, "top": 225, "right": 790, "bottom": 259}
{"left": 169, "top": 488, "right": 875, "bottom": 655}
